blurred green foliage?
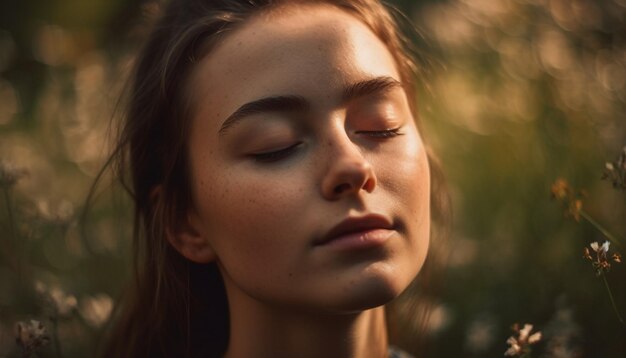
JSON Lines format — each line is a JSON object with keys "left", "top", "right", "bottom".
{"left": 0, "top": 0, "right": 625, "bottom": 357}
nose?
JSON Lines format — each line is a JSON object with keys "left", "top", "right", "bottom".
{"left": 320, "top": 134, "right": 377, "bottom": 200}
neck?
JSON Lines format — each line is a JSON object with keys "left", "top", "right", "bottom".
{"left": 222, "top": 287, "right": 389, "bottom": 358}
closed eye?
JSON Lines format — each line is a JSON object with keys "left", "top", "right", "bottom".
{"left": 355, "top": 127, "right": 404, "bottom": 138}
{"left": 250, "top": 142, "right": 302, "bottom": 163}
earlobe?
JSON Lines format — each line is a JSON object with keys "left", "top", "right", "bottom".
{"left": 169, "top": 211, "right": 217, "bottom": 264}
{"left": 151, "top": 186, "right": 217, "bottom": 264}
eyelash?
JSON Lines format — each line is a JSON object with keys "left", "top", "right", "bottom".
{"left": 356, "top": 127, "right": 404, "bottom": 138}
{"left": 251, "top": 142, "right": 302, "bottom": 163}
{"left": 250, "top": 128, "right": 403, "bottom": 163}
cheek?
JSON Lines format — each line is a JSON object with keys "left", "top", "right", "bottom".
{"left": 376, "top": 130, "right": 431, "bottom": 265}
{"left": 402, "top": 149, "right": 430, "bottom": 220}
{"left": 406, "top": 138, "right": 431, "bottom": 267}
{"left": 193, "top": 166, "right": 310, "bottom": 269}
{"left": 378, "top": 131, "right": 430, "bottom": 214}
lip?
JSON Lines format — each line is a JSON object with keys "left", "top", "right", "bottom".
{"left": 315, "top": 214, "right": 395, "bottom": 249}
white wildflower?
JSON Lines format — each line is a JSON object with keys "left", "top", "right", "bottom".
{"left": 504, "top": 323, "right": 542, "bottom": 357}
{"left": 518, "top": 324, "right": 533, "bottom": 341}
{"left": 528, "top": 331, "right": 542, "bottom": 344}
{"left": 590, "top": 241, "right": 610, "bottom": 254}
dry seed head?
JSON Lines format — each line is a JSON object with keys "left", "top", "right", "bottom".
{"left": 550, "top": 178, "right": 570, "bottom": 200}
{"left": 14, "top": 320, "right": 50, "bottom": 354}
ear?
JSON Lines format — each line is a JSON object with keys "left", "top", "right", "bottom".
{"left": 152, "top": 186, "right": 217, "bottom": 264}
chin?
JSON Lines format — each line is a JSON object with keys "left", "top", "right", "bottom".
{"left": 330, "top": 265, "right": 415, "bottom": 313}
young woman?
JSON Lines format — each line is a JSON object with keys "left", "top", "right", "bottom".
{"left": 101, "top": 0, "right": 447, "bottom": 356}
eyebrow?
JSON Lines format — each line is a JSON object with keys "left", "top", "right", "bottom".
{"left": 342, "top": 76, "right": 402, "bottom": 103}
{"left": 218, "top": 76, "right": 402, "bottom": 136}
{"left": 218, "top": 95, "right": 308, "bottom": 135}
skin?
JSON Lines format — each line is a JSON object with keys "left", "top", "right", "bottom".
{"left": 172, "top": 4, "right": 431, "bottom": 358}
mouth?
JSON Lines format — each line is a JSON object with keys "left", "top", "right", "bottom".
{"left": 315, "top": 213, "right": 396, "bottom": 249}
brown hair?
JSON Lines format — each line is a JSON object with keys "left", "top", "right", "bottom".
{"left": 99, "top": 0, "right": 448, "bottom": 357}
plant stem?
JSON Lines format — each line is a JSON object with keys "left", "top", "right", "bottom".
{"left": 2, "top": 186, "right": 20, "bottom": 283}
{"left": 580, "top": 210, "right": 623, "bottom": 249}
{"left": 52, "top": 316, "right": 63, "bottom": 358}
{"left": 601, "top": 273, "right": 625, "bottom": 326}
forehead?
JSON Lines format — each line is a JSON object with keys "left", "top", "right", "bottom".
{"left": 188, "top": 4, "right": 400, "bottom": 125}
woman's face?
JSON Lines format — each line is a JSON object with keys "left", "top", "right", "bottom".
{"left": 184, "top": 4, "right": 430, "bottom": 313}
